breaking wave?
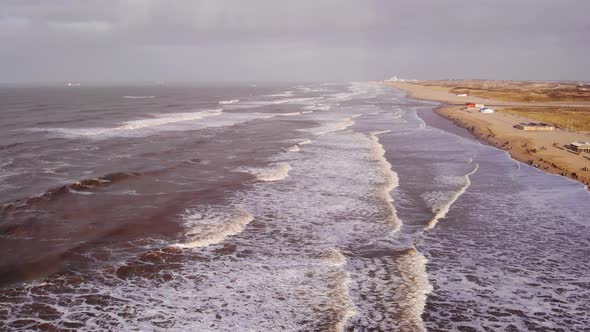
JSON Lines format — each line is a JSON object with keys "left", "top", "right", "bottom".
{"left": 173, "top": 207, "right": 254, "bottom": 249}
{"left": 33, "top": 109, "right": 223, "bottom": 138}
{"left": 286, "top": 144, "right": 300, "bottom": 152}
{"left": 118, "top": 109, "right": 222, "bottom": 131}
{"left": 314, "top": 119, "right": 355, "bottom": 135}
{"left": 299, "top": 139, "right": 312, "bottom": 145}
{"left": 218, "top": 99, "right": 239, "bottom": 105}
{"left": 424, "top": 163, "right": 479, "bottom": 230}
{"left": 369, "top": 131, "right": 401, "bottom": 231}
{"left": 243, "top": 163, "right": 291, "bottom": 182}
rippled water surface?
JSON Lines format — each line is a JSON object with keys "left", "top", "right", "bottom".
{"left": 0, "top": 83, "right": 588, "bottom": 331}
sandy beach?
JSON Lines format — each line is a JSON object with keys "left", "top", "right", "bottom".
{"left": 387, "top": 80, "right": 590, "bottom": 188}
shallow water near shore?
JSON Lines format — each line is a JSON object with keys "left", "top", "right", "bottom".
{"left": 0, "top": 83, "right": 588, "bottom": 331}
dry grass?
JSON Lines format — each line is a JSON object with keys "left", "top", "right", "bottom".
{"left": 498, "top": 107, "right": 590, "bottom": 131}
{"left": 418, "top": 80, "right": 590, "bottom": 103}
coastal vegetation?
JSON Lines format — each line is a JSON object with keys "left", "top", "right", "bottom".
{"left": 419, "top": 80, "right": 590, "bottom": 103}
{"left": 499, "top": 107, "right": 590, "bottom": 131}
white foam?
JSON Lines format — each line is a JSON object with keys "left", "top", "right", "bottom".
{"left": 35, "top": 109, "right": 223, "bottom": 138}
{"left": 394, "top": 248, "right": 433, "bottom": 331}
{"left": 283, "top": 138, "right": 313, "bottom": 152}
{"left": 245, "top": 163, "right": 291, "bottom": 182}
{"left": 0, "top": 160, "right": 19, "bottom": 181}
{"left": 275, "top": 112, "right": 302, "bottom": 116}
{"left": 67, "top": 188, "right": 94, "bottom": 195}
{"left": 314, "top": 119, "right": 355, "bottom": 135}
{"left": 218, "top": 99, "right": 239, "bottom": 105}
{"left": 424, "top": 163, "right": 479, "bottom": 230}
{"left": 269, "top": 97, "right": 317, "bottom": 105}
{"left": 266, "top": 91, "right": 294, "bottom": 97}
{"left": 372, "top": 130, "right": 391, "bottom": 136}
{"left": 318, "top": 248, "right": 347, "bottom": 267}
{"left": 286, "top": 144, "right": 300, "bottom": 152}
{"left": 304, "top": 104, "right": 331, "bottom": 111}
{"left": 334, "top": 271, "right": 356, "bottom": 332}
{"left": 369, "top": 131, "right": 401, "bottom": 231}
{"left": 299, "top": 139, "right": 312, "bottom": 145}
{"left": 174, "top": 207, "right": 254, "bottom": 248}
{"left": 33, "top": 110, "right": 286, "bottom": 139}
{"left": 122, "top": 96, "right": 155, "bottom": 99}
{"left": 118, "top": 109, "right": 222, "bottom": 130}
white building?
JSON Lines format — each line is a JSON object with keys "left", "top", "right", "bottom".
{"left": 479, "top": 108, "right": 495, "bottom": 113}
{"left": 570, "top": 141, "right": 590, "bottom": 152}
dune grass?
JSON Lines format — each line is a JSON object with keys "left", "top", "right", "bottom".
{"left": 498, "top": 107, "right": 590, "bottom": 131}
{"left": 419, "top": 80, "right": 590, "bottom": 103}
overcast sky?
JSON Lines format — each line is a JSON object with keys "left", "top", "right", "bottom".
{"left": 1, "top": 0, "right": 589, "bottom": 83}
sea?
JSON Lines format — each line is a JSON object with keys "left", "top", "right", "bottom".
{"left": 0, "top": 82, "right": 588, "bottom": 331}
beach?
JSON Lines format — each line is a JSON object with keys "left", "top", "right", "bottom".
{"left": 386, "top": 80, "right": 590, "bottom": 188}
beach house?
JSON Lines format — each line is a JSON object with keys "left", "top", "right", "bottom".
{"left": 465, "top": 102, "right": 485, "bottom": 109}
{"left": 479, "top": 108, "right": 495, "bottom": 113}
{"left": 514, "top": 122, "right": 555, "bottom": 131}
{"left": 569, "top": 141, "right": 590, "bottom": 153}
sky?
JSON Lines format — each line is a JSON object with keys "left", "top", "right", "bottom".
{"left": 1, "top": 0, "right": 589, "bottom": 83}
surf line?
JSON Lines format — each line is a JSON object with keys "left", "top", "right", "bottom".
{"left": 424, "top": 162, "right": 479, "bottom": 231}
{"left": 368, "top": 130, "right": 402, "bottom": 232}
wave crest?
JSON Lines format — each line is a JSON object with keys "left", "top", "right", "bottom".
{"left": 424, "top": 163, "right": 479, "bottom": 230}
{"left": 173, "top": 207, "right": 254, "bottom": 248}
{"left": 245, "top": 163, "right": 291, "bottom": 182}
{"left": 219, "top": 99, "right": 239, "bottom": 105}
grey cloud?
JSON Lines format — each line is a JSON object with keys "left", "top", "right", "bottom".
{"left": 0, "top": 0, "right": 588, "bottom": 83}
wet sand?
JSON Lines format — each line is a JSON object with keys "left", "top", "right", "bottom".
{"left": 387, "top": 81, "right": 590, "bottom": 188}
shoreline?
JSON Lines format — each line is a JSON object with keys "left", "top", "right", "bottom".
{"left": 386, "top": 82, "right": 590, "bottom": 189}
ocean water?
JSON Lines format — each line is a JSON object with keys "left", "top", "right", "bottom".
{"left": 0, "top": 83, "right": 588, "bottom": 331}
